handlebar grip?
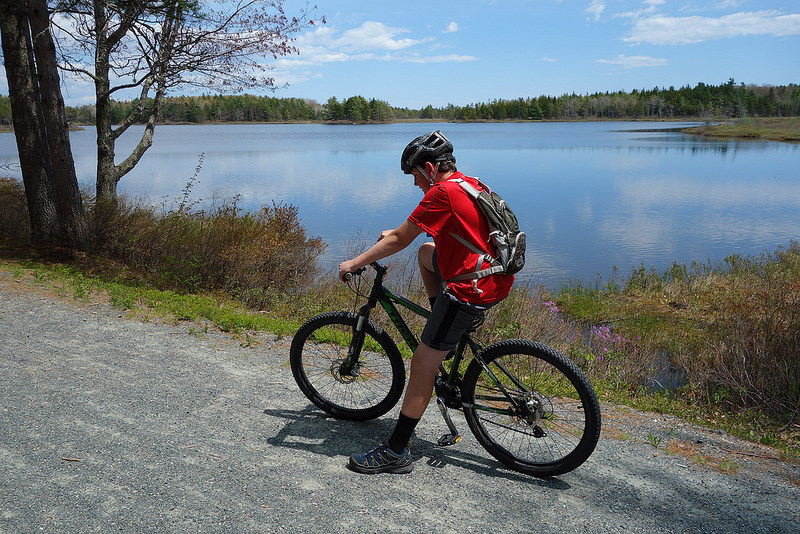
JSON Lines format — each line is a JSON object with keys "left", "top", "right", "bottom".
{"left": 343, "top": 266, "right": 367, "bottom": 281}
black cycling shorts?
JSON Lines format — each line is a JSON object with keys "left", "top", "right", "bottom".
{"left": 420, "top": 250, "right": 494, "bottom": 351}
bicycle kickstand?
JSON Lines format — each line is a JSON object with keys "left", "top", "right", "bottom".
{"left": 436, "top": 397, "right": 462, "bottom": 446}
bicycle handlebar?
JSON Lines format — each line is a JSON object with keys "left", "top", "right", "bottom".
{"left": 343, "top": 266, "right": 368, "bottom": 281}
{"left": 343, "top": 261, "right": 391, "bottom": 281}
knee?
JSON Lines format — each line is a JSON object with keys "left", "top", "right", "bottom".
{"left": 409, "top": 344, "right": 447, "bottom": 375}
{"left": 408, "top": 356, "right": 435, "bottom": 381}
{"left": 418, "top": 242, "right": 435, "bottom": 270}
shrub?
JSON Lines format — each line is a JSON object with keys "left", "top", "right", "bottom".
{"left": 0, "top": 176, "right": 326, "bottom": 308}
{"left": 93, "top": 194, "right": 326, "bottom": 308}
{"left": 680, "top": 244, "right": 800, "bottom": 419}
{"left": 0, "top": 177, "right": 30, "bottom": 246}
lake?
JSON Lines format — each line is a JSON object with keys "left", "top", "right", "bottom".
{"left": 1, "top": 122, "right": 799, "bottom": 287}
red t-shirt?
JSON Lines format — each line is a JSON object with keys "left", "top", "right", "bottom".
{"left": 408, "top": 172, "right": 514, "bottom": 304}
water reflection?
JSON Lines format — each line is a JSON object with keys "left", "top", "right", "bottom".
{"left": 1, "top": 121, "right": 797, "bottom": 287}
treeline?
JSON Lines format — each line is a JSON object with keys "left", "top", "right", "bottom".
{"left": 59, "top": 94, "right": 324, "bottom": 125}
{"left": 425, "top": 81, "right": 800, "bottom": 121}
{"left": 2, "top": 80, "right": 798, "bottom": 126}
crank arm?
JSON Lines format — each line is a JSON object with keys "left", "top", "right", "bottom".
{"left": 436, "top": 397, "right": 462, "bottom": 446}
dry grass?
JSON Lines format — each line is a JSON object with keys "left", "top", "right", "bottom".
{"left": 559, "top": 244, "right": 800, "bottom": 453}
{"left": 90, "top": 196, "right": 327, "bottom": 309}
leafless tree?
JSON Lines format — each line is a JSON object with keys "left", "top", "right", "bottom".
{"left": 53, "top": 0, "right": 323, "bottom": 205}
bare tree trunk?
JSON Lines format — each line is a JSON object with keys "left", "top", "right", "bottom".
{"left": 0, "top": 0, "right": 59, "bottom": 245}
{"left": 28, "top": 0, "right": 90, "bottom": 251}
{"left": 91, "top": 0, "right": 165, "bottom": 207}
{"left": 92, "top": 0, "right": 118, "bottom": 207}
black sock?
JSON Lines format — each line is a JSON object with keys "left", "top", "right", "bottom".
{"left": 428, "top": 296, "right": 437, "bottom": 309}
{"left": 387, "top": 412, "right": 420, "bottom": 453}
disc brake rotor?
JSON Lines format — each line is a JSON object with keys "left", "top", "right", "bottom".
{"left": 330, "top": 359, "right": 359, "bottom": 384}
{"left": 512, "top": 391, "right": 550, "bottom": 426}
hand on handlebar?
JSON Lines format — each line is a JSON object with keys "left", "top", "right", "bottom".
{"left": 338, "top": 261, "right": 367, "bottom": 282}
{"left": 338, "top": 260, "right": 354, "bottom": 282}
{"left": 338, "top": 230, "right": 391, "bottom": 281}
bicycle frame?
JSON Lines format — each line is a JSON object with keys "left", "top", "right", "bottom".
{"left": 345, "top": 262, "right": 526, "bottom": 445}
{"left": 346, "top": 263, "right": 477, "bottom": 376}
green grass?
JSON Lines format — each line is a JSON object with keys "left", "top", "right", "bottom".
{"left": 683, "top": 117, "right": 800, "bottom": 142}
{"left": 645, "top": 432, "right": 663, "bottom": 448}
{"left": 5, "top": 258, "right": 301, "bottom": 337}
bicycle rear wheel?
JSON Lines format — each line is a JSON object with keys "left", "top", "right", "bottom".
{"left": 290, "top": 311, "right": 405, "bottom": 421}
{"left": 462, "top": 339, "right": 601, "bottom": 477}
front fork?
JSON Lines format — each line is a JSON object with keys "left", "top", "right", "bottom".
{"left": 340, "top": 303, "right": 373, "bottom": 376}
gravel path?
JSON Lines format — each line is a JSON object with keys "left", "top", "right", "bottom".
{"left": 1, "top": 271, "right": 798, "bottom": 533}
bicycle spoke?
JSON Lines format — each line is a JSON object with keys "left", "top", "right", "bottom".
{"left": 302, "top": 344, "right": 394, "bottom": 408}
{"left": 463, "top": 340, "right": 601, "bottom": 476}
{"left": 290, "top": 312, "right": 406, "bottom": 421}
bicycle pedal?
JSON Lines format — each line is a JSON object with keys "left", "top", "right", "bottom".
{"left": 438, "top": 433, "right": 461, "bottom": 447}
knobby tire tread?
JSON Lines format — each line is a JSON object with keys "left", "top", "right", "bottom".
{"left": 290, "top": 311, "right": 405, "bottom": 421}
{"left": 462, "top": 339, "right": 601, "bottom": 477}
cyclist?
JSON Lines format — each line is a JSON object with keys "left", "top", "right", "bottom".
{"left": 338, "top": 130, "right": 514, "bottom": 474}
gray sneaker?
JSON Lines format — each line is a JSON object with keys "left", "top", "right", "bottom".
{"left": 348, "top": 441, "right": 413, "bottom": 474}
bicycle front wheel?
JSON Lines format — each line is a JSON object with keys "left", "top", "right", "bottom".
{"left": 462, "top": 339, "right": 601, "bottom": 477}
{"left": 290, "top": 311, "right": 406, "bottom": 421}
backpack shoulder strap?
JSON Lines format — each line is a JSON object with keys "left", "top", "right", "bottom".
{"left": 449, "top": 177, "right": 484, "bottom": 199}
{"left": 445, "top": 177, "right": 503, "bottom": 282}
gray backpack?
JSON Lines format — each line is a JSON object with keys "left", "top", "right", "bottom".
{"left": 448, "top": 178, "right": 526, "bottom": 281}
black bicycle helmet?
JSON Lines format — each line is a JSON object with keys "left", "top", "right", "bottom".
{"left": 400, "top": 130, "right": 455, "bottom": 174}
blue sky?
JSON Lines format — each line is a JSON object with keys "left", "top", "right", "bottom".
{"left": 271, "top": 0, "right": 799, "bottom": 108}
{"left": 3, "top": 0, "right": 798, "bottom": 108}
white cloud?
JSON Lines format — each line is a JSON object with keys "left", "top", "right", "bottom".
{"left": 679, "top": 1, "right": 744, "bottom": 14}
{"left": 614, "top": 2, "right": 659, "bottom": 21}
{"left": 542, "top": 57, "right": 557, "bottom": 62}
{"left": 585, "top": 0, "right": 605, "bottom": 21}
{"left": 338, "top": 21, "right": 421, "bottom": 52}
{"left": 283, "top": 21, "right": 474, "bottom": 68}
{"left": 285, "top": 49, "right": 351, "bottom": 66}
{"left": 596, "top": 54, "right": 669, "bottom": 67}
{"left": 715, "top": 0, "right": 743, "bottom": 9}
{"left": 403, "top": 54, "right": 477, "bottom": 64}
{"left": 269, "top": 70, "right": 324, "bottom": 87}
{"left": 297, "top": 22, "right": 423, "bottom": 53}
{"left": 444, "top": 22, "right": 459, "bottom": 33}
{"left": 624, "top": 10, "right": 800, "bottom": 45}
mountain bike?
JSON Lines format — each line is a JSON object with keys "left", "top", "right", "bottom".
{"left": 289, "top": 261, "right": 601, "bottom": 477}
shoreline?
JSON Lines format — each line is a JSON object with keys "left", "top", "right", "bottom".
{"left": 680, "top": 117, "right": 800, "bottom": 143}
{"left": 3, "top": 117, "right": 798, "bottom": 143}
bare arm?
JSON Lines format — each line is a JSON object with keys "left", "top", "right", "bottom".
{"left": 338, "top": 220, "right": 424, "bottom": 281}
